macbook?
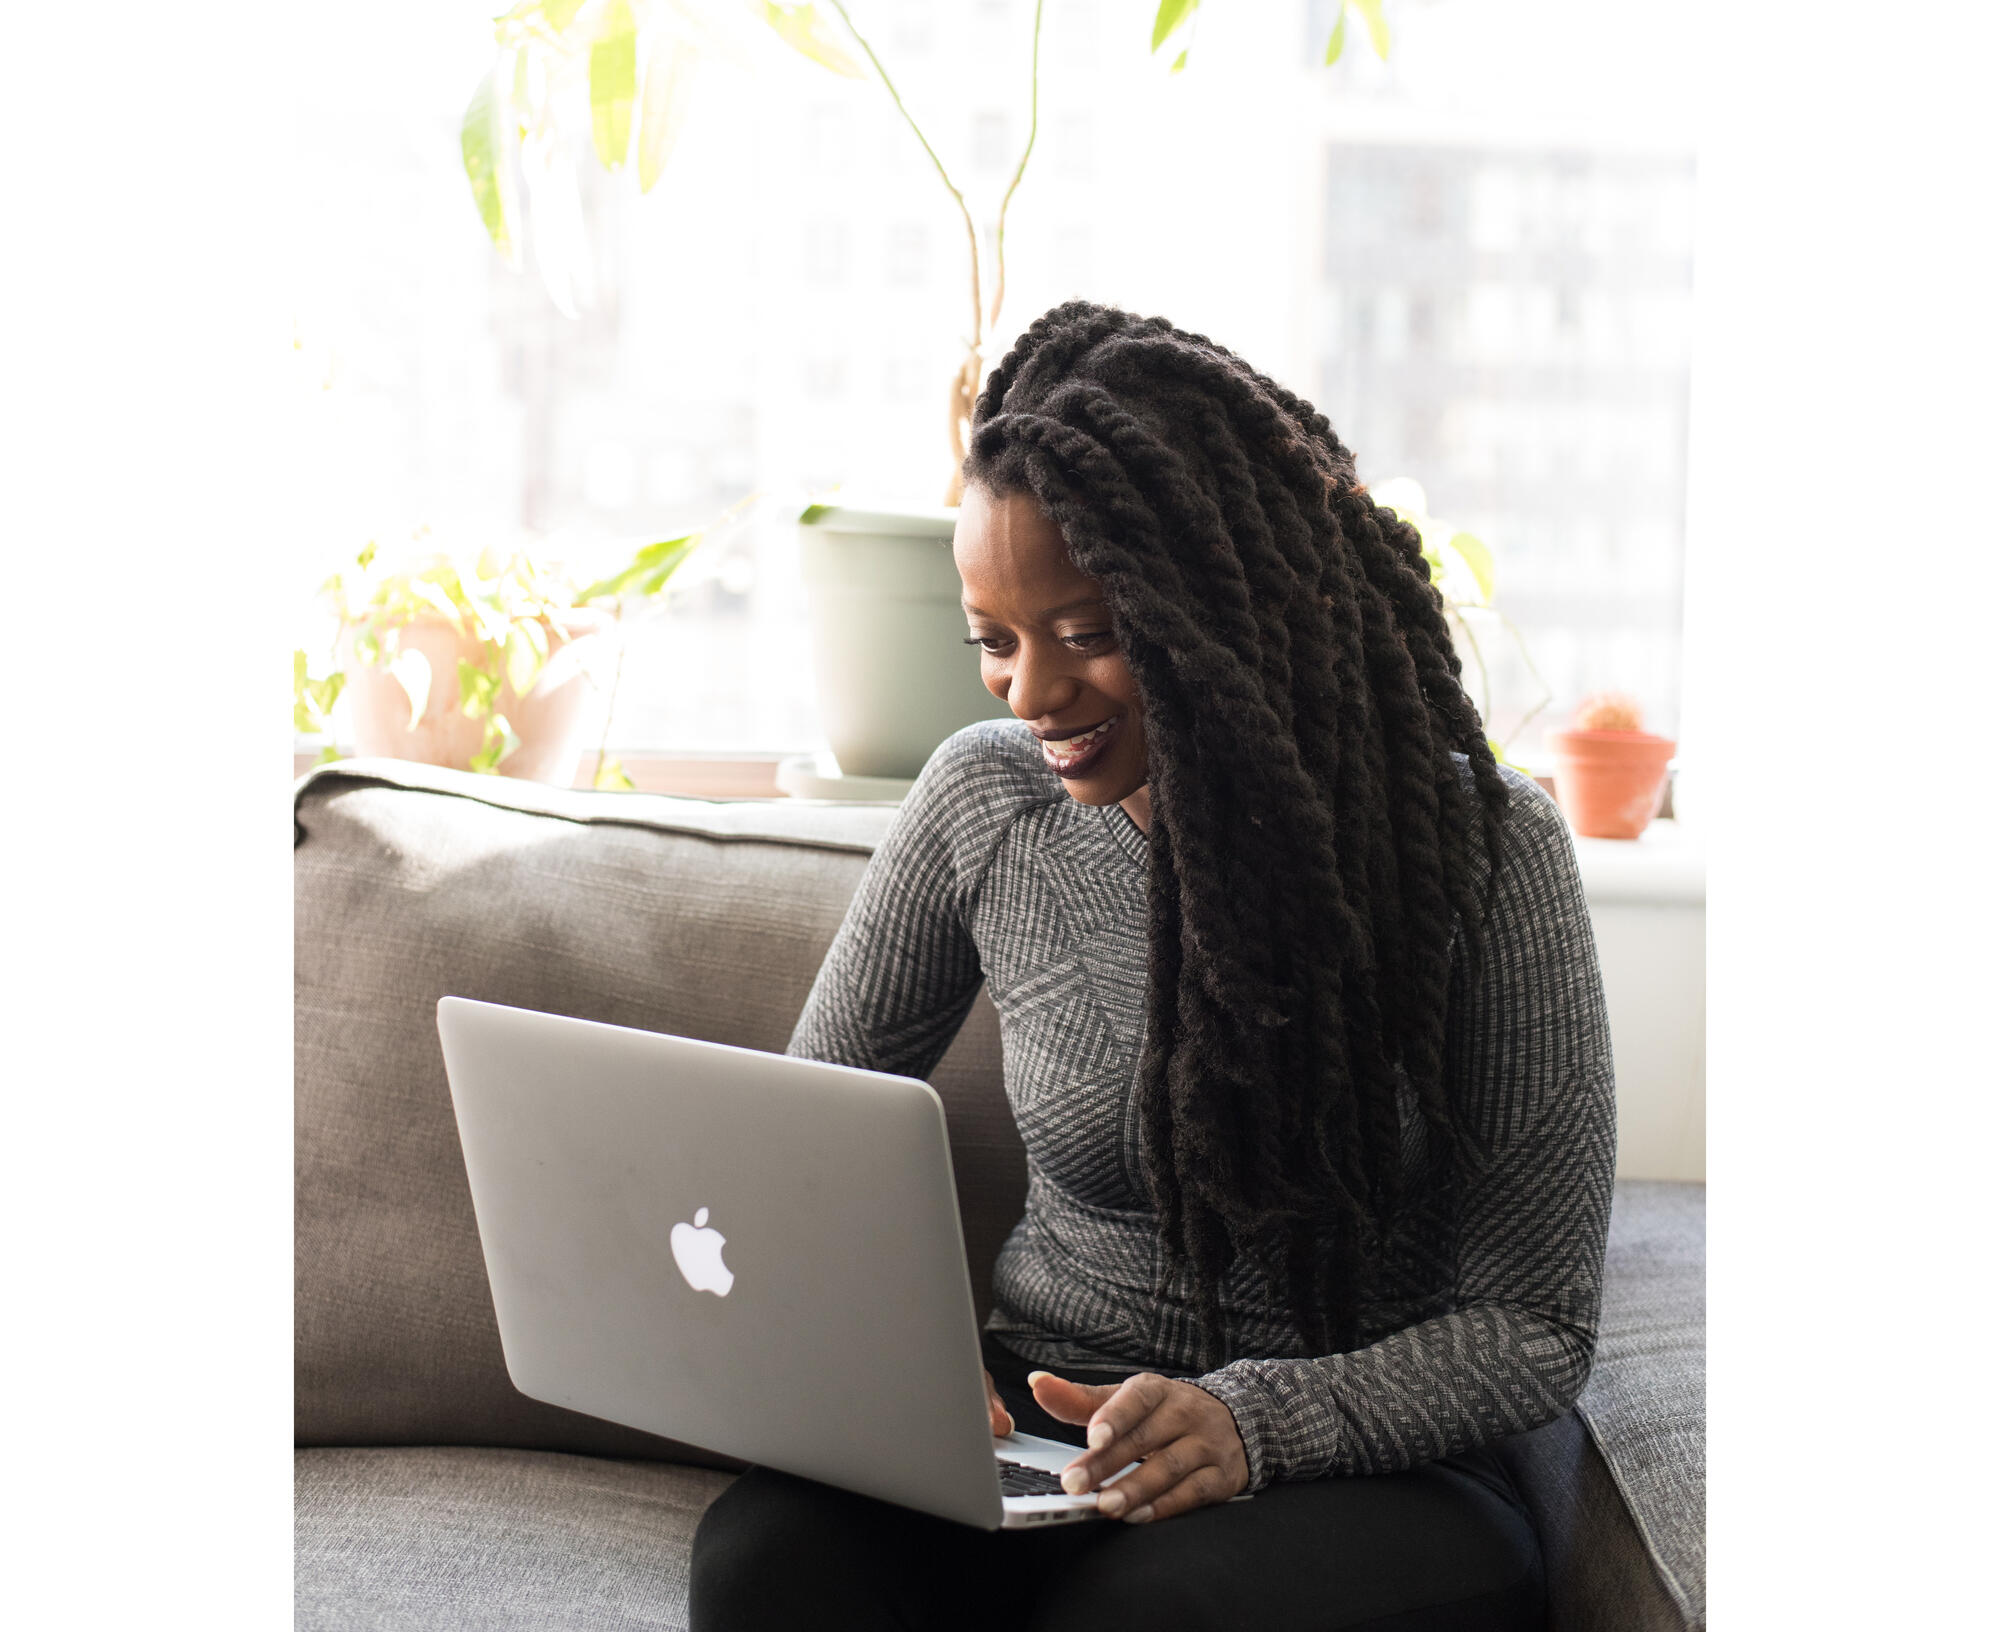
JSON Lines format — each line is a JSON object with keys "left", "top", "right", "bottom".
{"left": 435, "top": 995, "right": 1129, "bottom": 1529}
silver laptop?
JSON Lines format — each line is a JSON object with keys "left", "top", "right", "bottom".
{"left": 436, "top": 995, "right": 1123, "bottom": 1530}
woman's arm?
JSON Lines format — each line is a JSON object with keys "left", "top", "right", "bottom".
{"left": 1189, "top": 777, "right": 1617, "bottom": 1490}
{"left": 785, "top": 733, "right": 992, "bottom": 1078}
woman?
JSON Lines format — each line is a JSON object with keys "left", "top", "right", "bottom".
{"left": 690, "top": 301, "right": 1614, "bottom": 1630}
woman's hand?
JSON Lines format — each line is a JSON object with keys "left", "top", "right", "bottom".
{"left": 1028, "top": 1370, "right": 1249, "bottom": 1523}
{"left": 984, "top": 1369, "right": 1014, "bottom": 1437}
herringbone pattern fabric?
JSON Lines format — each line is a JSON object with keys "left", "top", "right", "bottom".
{"left": 789, "top": 721, "right": 1615, "bottom": 1492}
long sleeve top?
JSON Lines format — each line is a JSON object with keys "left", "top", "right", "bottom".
{"left": 787, "top": 719, "right": 1616, "bottom": 1491}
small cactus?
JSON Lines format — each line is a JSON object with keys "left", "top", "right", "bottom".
{"left": 1573, "top": 691, "right": 1645, "bottom": 733}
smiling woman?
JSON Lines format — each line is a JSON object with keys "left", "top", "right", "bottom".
{"left": 691, "top": 300, "right": 1614, "bottom": 1631}
{"left": 955, "top": 485, "right": 1151, "bottom": 823}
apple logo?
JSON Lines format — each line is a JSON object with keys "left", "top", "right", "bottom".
{"left": 670, "top": 1207, "right": 734, "bottom": 1297}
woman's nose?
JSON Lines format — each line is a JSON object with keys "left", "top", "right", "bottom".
{"left": 1001, "top": 641, "right": 1079, "bottom": 721}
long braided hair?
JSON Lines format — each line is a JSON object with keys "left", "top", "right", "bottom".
{"left": 963, "top": 301, "right": 1511, "bottom": 1367}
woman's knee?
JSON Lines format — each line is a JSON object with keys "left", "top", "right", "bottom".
{"left": 688, "top": 1467, "right": 993, "bottom": 1632}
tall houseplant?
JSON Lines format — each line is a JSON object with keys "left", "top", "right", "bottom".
{"left": 456, "top": 1, "right": 1407, "bottom": 780}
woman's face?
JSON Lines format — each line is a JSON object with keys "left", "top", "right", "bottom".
{"left": 953, "top": 484, "right": 1150, "bottom": 822}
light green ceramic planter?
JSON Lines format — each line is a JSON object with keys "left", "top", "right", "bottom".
{"left": 798, "top": 504, "right": 1012, "bottom": 779}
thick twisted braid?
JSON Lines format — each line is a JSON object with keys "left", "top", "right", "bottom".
{"left": 965, "top": 301, "right": 1507, "bottom": 1366}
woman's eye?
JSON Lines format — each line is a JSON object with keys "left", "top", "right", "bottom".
{"left": 1063, "top": 631, "right": 1115, "bottom": 653}
{"left": 963, "top": 635, "right": 1012, "bottom": 654}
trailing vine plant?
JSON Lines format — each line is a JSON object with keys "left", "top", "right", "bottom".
{"left": 293, "top": 521, "right": 710, "bottom": 788}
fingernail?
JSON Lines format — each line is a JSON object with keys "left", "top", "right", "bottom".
{"left": 1099, "top": 1489, "right": 1127, "bottom": 1517}
{"left": 1061, "top": 1467, "right": 1091, "bottom": 1495}
{"left": 1027, "top": 1371, "right": 1053, "bottom": 1386}
{"left": 1087, "top": 1421, "right": 1111, "bottom": 1449}
{"left": 1000, "top": 1414, "right": 1014, "bottom": 1435}
{"left": 1124, "top": 1504, "right": 1154, "bottom": 1525}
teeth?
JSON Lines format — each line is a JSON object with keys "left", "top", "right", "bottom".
{"left": 1043, "top": 719, "right": 1113, "bottom": 767}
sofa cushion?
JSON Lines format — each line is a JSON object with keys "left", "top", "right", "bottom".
{"left": 1499, "top": 1179, "right": 1705, "bottom": 1631}
{"left": 294, "top": 759, "right": 1022, "bottom": 1460}
{"left": 295, "top": 1446, "right": 734, "bottom": 1632}
{"left": 1576, "top": 1179, "right": 1706, "bottom": 1628}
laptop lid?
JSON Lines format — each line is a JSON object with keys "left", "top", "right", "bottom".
{"left": 435, "top": 996, "right": 1007, "bottom": 1529}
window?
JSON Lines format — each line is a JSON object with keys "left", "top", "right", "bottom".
{"left": 294, "top": 0, "right": 1694, "bottom": 759}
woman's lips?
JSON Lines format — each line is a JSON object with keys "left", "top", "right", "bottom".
{"left": 1039, "top": 715, "right": 1120, "bottom": 780}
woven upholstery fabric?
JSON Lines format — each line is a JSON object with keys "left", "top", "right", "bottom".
{"left": 1497, "top": 1410, "right": 1685, "bottom": 1632}
{"left": 293, "top": 759, "right": 1022, "bottom": 1458}
{"left": 295, "top": 1446, "right": 735, "bottom": 1632}
{"left": 1496, "top": 1179, "right": 1705, "bottom": 1631}
{"left": 1573, "top": 1180, "right": 1706, "bottom": 1628}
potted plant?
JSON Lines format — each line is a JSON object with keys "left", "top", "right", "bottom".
{"left": 456, "top": 2, "right": 1402, "bottom": 782}
{"left": 1547, "top": 692, "right": 1676, "bottom": 840}
{"left": 294, "top": 525, "right": 706, "bottom": 789}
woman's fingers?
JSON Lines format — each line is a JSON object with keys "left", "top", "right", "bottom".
{"left": 1105, "top": 1453, "right": 1235, "bottom": 1524}
{"left": 1025, "top": 1370, "right": 1120, "bottom": 1428}
{"left": 984, "top": 1369, "right": 1013, "bottom": 1436}
{"left": 1056, "top": 1373, "right": 1179, "bottom": 1492}
{"left": 1041, "top": 1374, "right": 1249, "bottom": 1521}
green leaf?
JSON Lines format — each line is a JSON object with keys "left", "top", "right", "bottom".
{"left": 541, "top": 0, "right": 584, "bottom": 32}
{"left": 799, "top": 502, "right": 832, "bottom": 524}
{"left": 1351, "top": 0, "right": 1391, "bottom": 60}
{"left": 470, "top": 713, "right": 520, "bottom": 774}
{"left": 316, "top": 745, "right": 342, "bottom": 766}
{"left": 1445, "top": 530, "right": 1496, "bottom": 604}
{"left": 637, "top": 37, "right": 696, "bottom": 193}
{"left": 460, "top": 63, "right": 521, "bottom": 262}
{"left": 294, "top": 648, "right": 308, "bottom": 693}
{"left": 590, "top": 0, "right": 639, "bottom": 169}
{"left": 1150, "top": 0, "right": 1199, "bottom": 54}
{"left": 356, "top": 539, "right": 377, "bottom": 571}
{"left": 1420, "top": 545, "right": 1445, "bottom": 586}
{"left": 386, "top": 647, "right": 433, "bottom": 729}
{"left": 294, "top": 700, "right": 318, "bottom": 734}
{"left": 580, "top": 532, "right": 701, "bottom": 602}
{"left": 410, "top": 577, "right": 466, "bottom": 629}
{"left": 594, "top": 756, "right": 637, "bottom": 792}
{"left": 504, "top": 624, "right": 543, "bottom": 698}
{"left": 458, "top": 658, "right": 497, "bottom": 717}
{"left": 1323, "top": 10, "right": 1346, "bottom": 64}
{"left": 760, "top": 2, "right": 865, "bottom": 78}
{"left": 520, "top": 617, "right": 550, "bottom": 659}
{"left": 1170, "top": 48, "right": 1188, "bottom": 74}
{"left": 355, "top": 628, "right": 381, "bottom": 666}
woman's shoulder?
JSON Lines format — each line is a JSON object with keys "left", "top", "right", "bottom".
{"left": 1448, "top": 754, "right": 1582, "bottom": 902}
{"left": 894, "top": 718, "right": 1067, "bottom": 866}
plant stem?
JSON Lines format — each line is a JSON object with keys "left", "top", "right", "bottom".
{"left": 592, "top": 601, "right": 628, "bottom": 789}
{"left": 988, "top": 0, "right": 1044, "bottom": 332}
{"left": 827, "top": 0, "right": 982, "bottom": 349}
{"left": 1491, "top": 607, "right": 1553, "bottom": 750}
{"left": 1451, "top": 605, "right": 1492, "bottom": 726}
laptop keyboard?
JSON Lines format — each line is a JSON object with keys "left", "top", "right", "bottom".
{"left": 997, "top": 1458, "right": 1070, "bottom": 1497}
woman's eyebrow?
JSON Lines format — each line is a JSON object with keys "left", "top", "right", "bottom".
{"left": 961, "top": 597, "right": 1108, "bottom": 621}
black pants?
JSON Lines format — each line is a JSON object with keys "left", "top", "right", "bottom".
{"left": 689, "top": 1334, "right": 1545, "bottom": 1631}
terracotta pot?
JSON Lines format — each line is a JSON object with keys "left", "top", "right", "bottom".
{"left": 1547, "top": 728, "right": 1676, "bottom": 840}
{"left": 340, "top": 607, "right": 613, "bottom": 784}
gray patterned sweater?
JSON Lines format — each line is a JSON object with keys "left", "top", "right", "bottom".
{"left": 787, "top": 720, "right": 1615, "bottom": 1491}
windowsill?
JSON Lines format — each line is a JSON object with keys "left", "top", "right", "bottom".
{"left": 293, "top": 751, "right": 786, "bottom": 800}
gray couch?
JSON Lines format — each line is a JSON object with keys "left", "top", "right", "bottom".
{"left": 295, "top": 758, "right": 1706, "bottom": 1630}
